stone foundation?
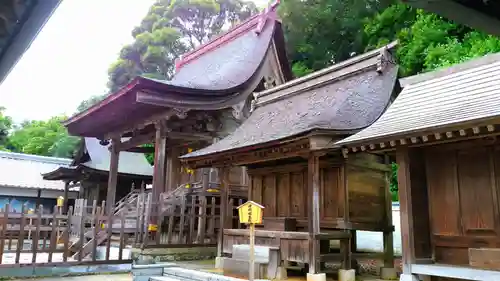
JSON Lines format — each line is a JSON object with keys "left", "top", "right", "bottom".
{"left": 131, "top": 246, "right": 217, "bottom": 264}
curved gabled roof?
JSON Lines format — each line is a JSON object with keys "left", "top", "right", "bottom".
{"left": 63, "top": 3, "right": 292, "bottom": 138}
{"left": 182, "top": 43, "right": 399, "bottom": 159}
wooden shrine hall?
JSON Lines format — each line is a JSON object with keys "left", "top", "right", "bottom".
{"left": 182, "top": 42, "right": 400, "bottom": 280}
{"left": 42, "top": 137, "right": 153, "bottom": 208}
{"left": 61, "top": 2, "right": 292, "bottom": 218}
{"left": 337, "top": 53, "right": 500, "bottom": 281}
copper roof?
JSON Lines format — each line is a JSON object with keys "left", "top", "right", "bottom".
{"left": 337, "top": 52, "right": 500, "bottom": 147}
{"left": 182, "top": 42, "right": 399, "bottom": 159}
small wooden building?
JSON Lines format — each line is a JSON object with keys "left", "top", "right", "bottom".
{"left": 42, "top": 137, "right": 153, "bottom": 208}
{"left": 337, "top": 52, "right": 500, "bottom": 281}
{"left": 182, "top": 42, "right": 399, "bottom": 279}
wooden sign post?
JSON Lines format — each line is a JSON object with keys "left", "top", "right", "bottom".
{"left": 237, "top": 201, "right": 264, "bottom": 281}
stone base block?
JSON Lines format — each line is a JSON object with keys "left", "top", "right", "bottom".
{"left": 400, "top": 273, "right": 420, "bottom": 281}
{"left": 275, "top": 266, "right": 288, "bottom": 280}
{"left": 215, "top": 257, "right": 224, "bottom": 269}
{"left": 132, "top": 263, "right": 176, "bottom": 281}
{"left": 338, "top": 269, "right": 356, "bottom": 281}
{"left": 380, "top": 267, "right": 398, "bottom": 280}
{"left": 307, "top": 273, "right": 326, "bottom": 281}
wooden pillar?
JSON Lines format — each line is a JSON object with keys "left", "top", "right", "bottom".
{"left": 153, "top": 122, "right": 167, "bottom": 219}
{"left": 36, "top": 189, "right": 42, "bottom": 208}
{"left": 383, "top": 154, "right": 395, "bottom": 269}
{"left": 339, "top": 158, "right": 352, "bottom": 270}
{"left": 202, "top": 168, "right": 210, "bottom": 190}
{"left": 165, "top": 147, "right": 181, "bottom": 192}
{"left": 106, "top": 137, "right": 120, "bottom": 216}
{"left": 63, "top": 181, "right": 69, "bottom": 213}
{"left": 308, "top": 154, "right": 321, "bottom": 274}
{"left": 217, "top": 167, "right": 230, "bottom": 257}
{"left": 396, "top": 147, "right": 432, "bottom": 278}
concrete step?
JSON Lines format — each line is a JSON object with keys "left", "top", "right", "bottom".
{"left": 150, "top": 277, "right": 182, "bottom": 281}
{"left": 232, "top": 244, "right": 273, "bottom": 263}
{"left": 163, "top": 266, "right": 254, "bottom": 281}
{"left": 222, "top": 257, "right": 266, "bottom": 279}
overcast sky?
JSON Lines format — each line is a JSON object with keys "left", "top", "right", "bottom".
{"left": 0, "top": 0, "right": 268, "bottom": 123}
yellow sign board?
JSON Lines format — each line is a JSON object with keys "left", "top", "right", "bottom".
{"left": 237, "top": 201, "right": 264, "bottom": 224}
{"left": 148, "top": 224, "right": 158, "bottom": 232}
{"left": 57, "top": 196, "right": 64, "bottom": 207}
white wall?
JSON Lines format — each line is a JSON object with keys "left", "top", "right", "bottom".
{"left": 0, "top": 186, "right": 78, "bottom": 199}
{"left": 356, "top": 203, "right": 402, "bottom": 255}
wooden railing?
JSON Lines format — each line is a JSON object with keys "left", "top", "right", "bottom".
{"left": 136, "top": 195, "right": 246, "bottom": 248}
{"left": 0, "top": 201, "right": 137, "bottom": 268}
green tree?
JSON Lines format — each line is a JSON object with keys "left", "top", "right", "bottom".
{"left": 9, "top": 116, "right": 80, "bottom": 158}
{"left": 278, "top": 0, "right": 394, "bottom": 77}
{"left": 107, "top": 0, "right": 258, "bottom": 93}
{"left": 0, "top": 107, "right": 13, "bottom": 151}
{"left": 76, "top": 94, "right": 107, "bottom": 113}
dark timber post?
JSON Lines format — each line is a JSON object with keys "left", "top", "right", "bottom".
{"left": 217, "top": 167, "right": 230, "bottom": 258}
{"left": 396, "top": 147, "right": 432, "bottom": 281}
{"left": 308, "top": 153, "right": 320, "bottom": 274}
{"left": 383, "top": 154, "right": 395, "bottom": 268}
{"left": 106, "top": 137, "right": 120, "bottom": 216}
{"left": 153, "top": 121, "right": 167, "bottom": 223}
{"left": 63, "top": 181, "right": 69, "bottom": 213}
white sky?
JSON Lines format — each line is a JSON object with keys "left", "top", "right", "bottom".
{"left": 0, "top": 0, "right": 267, "bottom": 123}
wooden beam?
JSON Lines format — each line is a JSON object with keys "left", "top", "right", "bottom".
{"left": 167, "top": 131, "right": 215, "bottom": 142}
{"left": 125, "top": 146, "right": 155, "bottom": 153}
{"left": 106, "top": 138, "right": 120, "bottom": 215}
{"left": 103, "top": 109, "right": 176, "bottom": 140}
{"left": 114, "top": 132, "right": 155, "bottom": 152}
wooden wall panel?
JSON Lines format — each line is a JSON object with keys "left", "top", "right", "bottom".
{"left": 347, "top": 165, "right": 385, "bottom": 224}
{"left": 252, "top": 175, "right": 263, "bottom": 203}
{"left": 263, "top": 175, "right": 277, "bottom": 217}
{"left": 248, "top": 164, "right": 341, "bottom": 225}
{"left": 291, "top": 171, "right": 305, "bottom": 217}
{"left": 320, "top": 167, "right": 339, "bottom": 220}
{"left": 426, "top": 150, "right": 461, "bottom": 236}
{"left": 276, "top": 173, "right": 290, "bottom": 217}
{"left": 425, "top": 144, "right": 500, "bottom": 268}
{"left": 457, "top": 148, "right": 498, "bottom": 236}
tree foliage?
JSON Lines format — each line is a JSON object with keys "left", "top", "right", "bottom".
{"left": 0, "top": 107, "right": 12, "bottom": 151}
{"left": 8, "top": 117, "right": 80, "bottom": 158}
{"left": 278, "top": 0, "right": 394, "bottom": 77}
{"left": 107, "top": 0, "right": 258, "bottom": 93}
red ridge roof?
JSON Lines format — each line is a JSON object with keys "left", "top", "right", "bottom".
{"left": 175, "top": 0, "right": 281, "bottom": 70}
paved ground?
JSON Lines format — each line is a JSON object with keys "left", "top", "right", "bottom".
{"left": 15, "top": 274, "right": 132, "bottom": 281}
